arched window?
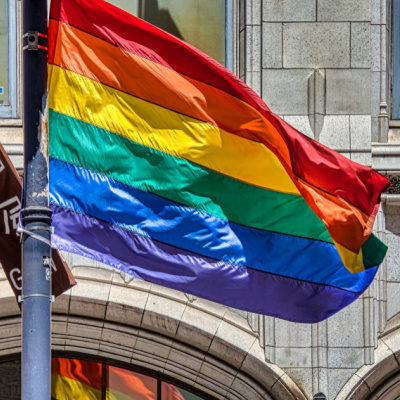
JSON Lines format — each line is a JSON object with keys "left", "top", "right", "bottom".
{"left": 0, "top": 357, "right": 211, "bottom": 399}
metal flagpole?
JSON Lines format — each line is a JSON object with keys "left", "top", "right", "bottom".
{"left": 21, "top": 0, "right": 52, "bottom": 398}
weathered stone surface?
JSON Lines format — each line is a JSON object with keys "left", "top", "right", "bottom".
{"left": 262, "top": 69, "right": 312, "bottom": 114}
{"left": 317, "top": 0, "right": 371, "bottom": 21}
{"left": 326, "top": 69, "right": 371, "bottom": 114}
{"left": 230, "top": 375, "right": 271, "bottom": 400}
{"left": 0, "top": 286, "right": 19, "bottom": 318}
{"left": 371, "top": 24, "right": 381, "bottom": 72}
{"left": 357, "top": 341, "right": 399, "bottom": 390}
{"left": 274, "top": 347, "right": 312, "bottom": 368}
{"left": 282, "top": 367, "right": 312, "bottom": 398}
{"left": 175, "top": 306, "right": 222, "bottom": 351}
{"left": 246, "top": 70, "right": 262, "bottom": 95}
{"left": 275, "top": 319, "right": 311, "bottom": 347}
{"left": 350, "top": 151, "right": 372, "bottom": 166}
{"left": 371, "top": 0, "right": 381, "bottom": 24}
{"left": 101, "top": 322, "right": 138, "bottom": 350}
{"left": 318, "top": 115, "right": 350, "bottom": 149}
{"left": 0, "top": 127, "right": 22, "bottom": 144}
{"left": 247, "top": 25, "right": 261, "bottom": 72}
{"left": 262, "top": 0, "right": 316, "bottom": 22}
{"left": 69, "top": 279, "right": 110, "bottom": 319}
{"left": 386, "top": 232, "right": 400, "bottom": 281}
{"left": 371, "top": 71, "right": 381, "bottom": 117}
{"left": 328, "top": 348, "right": 365, "bottom": 368}
{"left": 387, "top": 282, "right": 400, "bottom": 320}
{"left": 52, "top": 293, "right": 70, "bottom": 315}
{"left": 270, "top": 375, "right": 307, "bottom": 400}
{"left": 328, "top": 368, "right": 361, "bottom": 400}
{"left": 208, "top": 320, "right": 257, "bottom": 368}
{"left": 166, "top": 342, "right": 204, "bottom": 378}
{"left": 240, "top": 341, "right": 280, "bottom": 390}
{"left": 141, "top": 293, "right": 186, "bottom": 337}
{"left": 350, "top": 115, "right": 371, "bottom": 150}
{"left": 246, "top": 0, "right": 261, "bottom": 25}
{"left": 283, "top": 23, "right": 350, "bottom": 68}
{"left": 351, "top": 23, "right": 371, "bottom": 68}
{"left": 105, "top": 285, "right": 148, "bottom": 326}
{"left": 327, "top": 299, "right": 364, "bottom": 347}
{"left": 262, "top": 23, "right": 282, "bottom": 68}
{"left": 283, "top": 116, "right": 314, "bottom": 138}
{"left": 197, "top": 356, "right": 236, "bottom": 397}
{"left": 389, "top": 128, "right": 400, "bottom": 143}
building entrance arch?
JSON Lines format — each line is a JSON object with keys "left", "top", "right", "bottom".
{"left": 0, "top": 266, "right": 306, "bottom": 399}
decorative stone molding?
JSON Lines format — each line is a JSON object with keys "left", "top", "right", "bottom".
{"left": 336, "top": 313, "right": 400, "bottom": 399}
{"left": 0, "top": 265, "right": 307, "bottom": 400}
{"left": 307, "top": 69, "right": 326, "bottom": 141}
{"left": 388, "top": 175, "right": 400, "bottom": 194}
{"left": 372, "top": 144, "right": 400, "bottom": 172}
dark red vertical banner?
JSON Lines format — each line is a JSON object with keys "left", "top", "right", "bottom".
{"left": 0, "top": 143, "right": 75, "bottom": 302}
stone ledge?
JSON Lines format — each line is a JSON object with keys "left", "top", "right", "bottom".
{"left": 0, "top": 294, "right": 306, "bottom": 399}
{"left": 372, "top": 143, "right": 400, "bottom": 172}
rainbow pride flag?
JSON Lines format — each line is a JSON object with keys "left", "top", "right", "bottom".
{"left": 48, "top": 0, "right": 390, "bottom": 322}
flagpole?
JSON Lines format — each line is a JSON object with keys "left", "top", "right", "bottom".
{"left": 21, "top": 0, "right": 52, "bottom": 399}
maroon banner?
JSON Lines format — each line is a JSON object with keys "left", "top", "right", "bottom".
{"left": 0, "top": 143, "right": 75, "bottom": 302}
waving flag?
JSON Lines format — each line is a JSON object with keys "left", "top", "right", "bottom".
{"left": 48, "top": 0, "right": 390, "bottom": 322}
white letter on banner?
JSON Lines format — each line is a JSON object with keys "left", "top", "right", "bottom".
{"left": 9, "top": 268, "right": 22, "bottom": 291}
{"left": 0, "top": 196, "right": 21, "bottom": 235}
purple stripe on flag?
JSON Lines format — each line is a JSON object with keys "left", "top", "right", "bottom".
{"left": 50, "top": 204, "right": 363, "bottom": 323}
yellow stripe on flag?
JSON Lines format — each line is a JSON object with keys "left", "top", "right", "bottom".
{"left": 48, "top": 65, "right": 299, "bottom": 195}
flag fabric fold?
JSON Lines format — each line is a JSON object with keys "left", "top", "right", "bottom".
{"left": 48, "top": 0, "right": 390, "bottom": 322}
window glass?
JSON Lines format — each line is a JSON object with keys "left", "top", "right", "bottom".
{"left": 0, "top": 359, "right": 20, "bottom": 400}
{"left": 0, "top": 357, "right": 208, "bottom": 400}
{"left": 162, "top": 382, "right": 204, "bottom": 400}
{"left": 0, "top": 0, "right": 9, "bottom": 106}
{"left": 108, "top": 0, "right": 226, "bottom": 65}
{"left": 51, "top": 358, "right": 102, "bottom": 399}
{"left": 106, "top": 365, "right": 158, "bottom": 400}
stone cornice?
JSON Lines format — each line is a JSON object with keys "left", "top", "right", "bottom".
{"left": 372, "top": 143, "right": 400, "bottom": 173}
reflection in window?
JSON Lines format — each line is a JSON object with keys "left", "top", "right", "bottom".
{"left": 106, "top": 365, "right": 157, "bottom": 400}
{"left": 108, "top": 0, "right": 226, "bottom": 65}
{"left": 51, "top": 358, "right": 102, "bottom": 399}
{"left": 0, "top": 357, "right": 208, "bottom": 399}
{"left": 162, "top": 382, "right": 204, "bottom": 400}
{"left": 0, "top": 0, "right": 9, "bottom": 106}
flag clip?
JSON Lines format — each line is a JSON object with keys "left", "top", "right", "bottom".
{"left": 18, "top": 294, "right": 55, "bottom": 303}
{"left": 17, "top": 225, "right": 52, "bottom": 247}
{"left": 22, "top": 31, "right": 48, "bottom": 52}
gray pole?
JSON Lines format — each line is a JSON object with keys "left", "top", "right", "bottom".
{"left": 21, "top": 0, "right": 52, "bottom": 399}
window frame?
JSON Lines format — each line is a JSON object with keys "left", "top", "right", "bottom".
{"left": 225, "top": 0, "right": 235, "bottom": 72}
{"left": 0, "top": 0, "right": 18, "bottom": 119}
{"left": 0, "top": 353, "right": 218, "bottom": 400}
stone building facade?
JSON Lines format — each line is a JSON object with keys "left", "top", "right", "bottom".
{"left": 0, "top": 0, "right": 400, "bottom": 399}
